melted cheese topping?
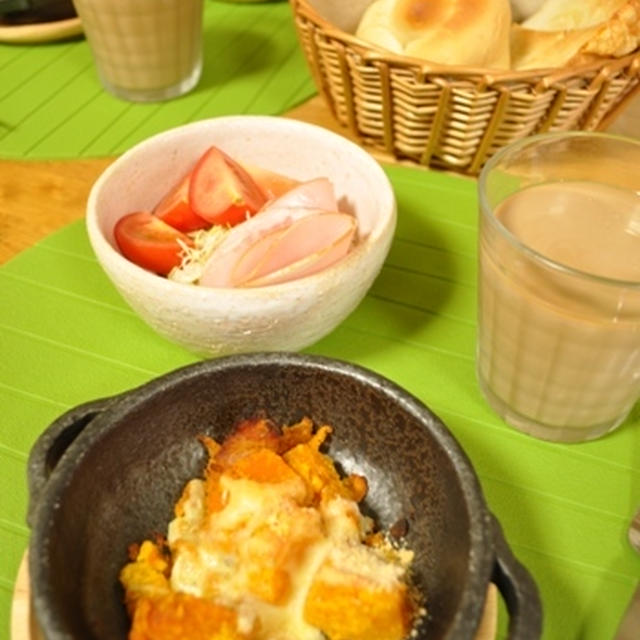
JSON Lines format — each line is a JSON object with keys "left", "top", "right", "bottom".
{"left": 121, "top": 419, "right": 418, "bottom": 640}
{"left": 164, "top": 474, "right": 411, "bottom": 640}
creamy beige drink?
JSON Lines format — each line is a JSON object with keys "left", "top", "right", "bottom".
{"left": 72, "top": 0, "right": 203, "bottom": 102}
{"left": 478, "top": 180, "right": 640, "bottom": 442}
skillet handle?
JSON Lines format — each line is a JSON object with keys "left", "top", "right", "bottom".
{"left": 491, "top": 515, "right": 543, "bottom": 639}
{"left": 26, "top": 397, "right": 114, "bottom": 527}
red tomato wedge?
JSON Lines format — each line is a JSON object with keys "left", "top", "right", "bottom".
{"left": 114, "top": 211, "right": 193, "bottom": 275}
{"left": 189, "top": 146, "right": 267, "bottom": 226}
{"left": 153, "top": 174, "right": 209, "bottom": 232}
{"left": 241, "top": 163, "right": 301, "bottom": 201}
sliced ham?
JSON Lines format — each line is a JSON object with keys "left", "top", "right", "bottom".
{"left": 199, "top": 205, "right": 318, "bottom": 288}
{"left": 227, "top": 227, "right": 288, "bottom": 286}
{"left": 242, "top": 213, "right": 357, "bottom": 287}
{"left": 198, "top": 176, "right": 356, "bottom": 288}
{"left": 199, "top": 207, "right": 356, "bottom": 288}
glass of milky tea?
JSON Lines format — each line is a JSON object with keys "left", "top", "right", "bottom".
{"left": 477, "top": 132, "right": 640, "bottom": 443}
{"left": 71, "top": 0, "right": 203, "bottom": 102}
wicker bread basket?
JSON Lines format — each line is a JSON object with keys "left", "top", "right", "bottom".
{"left": 290, "top": 0, "right": 640, "bottom": 174}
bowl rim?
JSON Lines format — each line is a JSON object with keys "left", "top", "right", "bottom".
{"left": 28, "top": 352, "right": 496, "bottom": 639}
{"left": 85, "top": 114, "right": 397, "bottom": 297}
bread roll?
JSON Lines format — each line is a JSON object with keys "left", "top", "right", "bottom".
{"left": 510, "top": 0, "right": 545, "bottom": 22}
{"left": 511, "top": 0, "right": 640, "bottom": 70}
{"left": 355, "top": 0, "right": 512, "bottom": 69}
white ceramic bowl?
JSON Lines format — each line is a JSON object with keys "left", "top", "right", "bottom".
{"left": 86, "top": 115, "right": 396, "bottom": 356}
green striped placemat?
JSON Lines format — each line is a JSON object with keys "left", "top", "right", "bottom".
{"left": 1, "top": 163, "right": 639, "bottom": 639}
{"left": 0, "top": 0, "right": 316, "bottom": 159}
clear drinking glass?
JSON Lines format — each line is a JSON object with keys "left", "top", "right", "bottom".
{"left": 72, "top": 0, "right": 203, "bottom": 102}
{"left": 477, "top": 132, "right": 640, "bottom": 443}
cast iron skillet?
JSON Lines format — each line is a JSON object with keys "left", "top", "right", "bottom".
{"left": 27, "top": 353, "right": 542, "bottom": 639}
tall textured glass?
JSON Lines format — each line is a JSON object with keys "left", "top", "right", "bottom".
{"left": 477, "top": 132, "right": 640, "bottom": 443}
{"left": 72, "top": 0, "right": 203, "bottom": 102}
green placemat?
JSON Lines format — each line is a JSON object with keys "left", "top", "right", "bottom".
{"left": 1, "top": 164, "right": 639, "bottom": 639}
{"left": 0, "top": 0, "right": 316, "bottom": 159}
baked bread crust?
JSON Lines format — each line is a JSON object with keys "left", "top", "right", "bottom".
{"left": 355, "top": 0, "right": 513, "bottom": 69}
{"left": 511, "top": 0, "right": 640, "bottom": 70}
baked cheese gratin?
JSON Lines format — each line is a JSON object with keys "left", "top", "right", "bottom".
{"left": 119, "top": 416, "right": 422, "bottom": 640}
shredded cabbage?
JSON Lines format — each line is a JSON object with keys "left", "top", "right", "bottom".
{"left": 168, "top": 226, "right": 230, "bottom": 285}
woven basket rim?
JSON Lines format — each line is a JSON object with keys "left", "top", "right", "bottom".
{"left": 292, "top": 0, "right": 640, "bottom": 86}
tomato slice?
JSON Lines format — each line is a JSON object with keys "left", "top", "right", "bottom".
{"left": 189, "top": 146, "right": 267, "bottom": 227}
{"left": 241, "top": 163, "right": 300, "bottom": 201}
{"left": 154, "top": 174, "right": 209, "bottom": 232}
{"left": 114, "top": 211, "right": 193, "bottom": 275}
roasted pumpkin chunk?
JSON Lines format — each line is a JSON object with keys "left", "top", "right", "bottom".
{"left": 129, "top": 593, "right": 253, "bottom": 640}
{"left": 304, "top": 556, "right": 415, "bottom": 640}
{"left": 120, "top": 417, "right": 419, "bottom": 640}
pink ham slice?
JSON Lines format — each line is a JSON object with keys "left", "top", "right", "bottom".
{"left": 241, "top": 213, "right": 356, "bottom": 287}
{"left": 227, "top": 227, "right": 288, "bottom": 286}
{"left": 199, "top": 178, "right": 351, "bottom": 288}
{"left": 200, "top": 205, "right": 320, "bottom": 288}
{"left": 199, "top": 206, "right": 356, "bottom": 288}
